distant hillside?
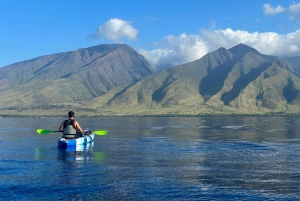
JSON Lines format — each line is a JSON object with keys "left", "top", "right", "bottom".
{"left": 0, "top": 44, "right": 154, "bottom": 108}
{"left": 88, "top": 43, "right": 300, "bottom": 115}
{"left": 283, "top": 56, "right": 300, "bottom": 74}
{"left": 2, "top": 43, "right": 300, "bottom": 116}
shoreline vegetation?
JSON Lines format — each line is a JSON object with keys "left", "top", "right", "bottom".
{"left": 1, "top": 109, "right": 300, "bottom": 118}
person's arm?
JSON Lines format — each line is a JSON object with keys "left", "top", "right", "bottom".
{"left": 74, "top": 121, "right": 83, "bottom": 133}
{"left": 59, "top": 121, "right": 65, "bottom": 131}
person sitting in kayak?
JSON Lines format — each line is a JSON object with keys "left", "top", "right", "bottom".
{"left": 59, "top": 111, "right": 83, "bottom": 139}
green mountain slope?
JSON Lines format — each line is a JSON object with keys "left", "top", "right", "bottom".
{"left": 1, "top": 43, "right": 300, "bottom": 116}
{"left": 89, "top": 44, "right": 300, "bottom": 115}
{"left": 0, "top": 44, "right": 154, "bottom": 108}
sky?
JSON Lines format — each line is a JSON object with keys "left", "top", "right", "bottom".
{"left": 1, "top": 0, "right": 300, "bottom": 70}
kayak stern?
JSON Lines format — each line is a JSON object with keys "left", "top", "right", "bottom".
{"left": 58, "top": 133, "right": 95, "bottom": 148}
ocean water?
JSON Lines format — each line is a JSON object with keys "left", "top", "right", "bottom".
{"left": 0, "top": 116, "right": 300, "bottom": 200}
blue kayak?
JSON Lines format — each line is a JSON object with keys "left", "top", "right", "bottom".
{"left": 58, "top": 132, "right": 95, "bottom": 149}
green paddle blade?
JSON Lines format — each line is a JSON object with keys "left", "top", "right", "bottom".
{"left": 93, "top": 130, "right": 108, "bottom": 135}
{"left": 37, "top": 129, "right": 52, "bottom": 134}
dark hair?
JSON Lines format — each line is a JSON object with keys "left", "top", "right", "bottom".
{"left": 68, "top": 111, "right": 75, "bottom": 118}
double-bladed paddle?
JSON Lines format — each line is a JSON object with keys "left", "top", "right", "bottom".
{"left": 36, "top": 129, "right": 61, "bottom": 135}
{"left": 93, "top": 130, "right": 108, "bottom": 135}
{"left": 36, "top": 129, "right": 108, "bottom": 135}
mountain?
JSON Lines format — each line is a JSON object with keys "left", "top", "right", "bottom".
{"left": 0, "top": 44, "right": 154, "bottom": 108}
{"left": 282, "top": 56, "right": 300, "bottom": 74}
{"left": 2, "top": 43, "right": 300, "bottom": 116}
{"left": 88, "top": 43, "right": 300, "bottom": 115}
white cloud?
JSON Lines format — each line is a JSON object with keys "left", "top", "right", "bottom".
{"left": 90, "top": 18, "right": 138, "bottom": 42}
{"left": 288, "top": 3, "right": 300, "bottom": 20}
{"left": 263, "top": 3, "right": 300, "bottom": 21}
{"left": 263, "top": 4, "right": 285, "bottom": 15}
{"left": 138, "top": 29, "right": 300, "bottom": 70}
{"left": 138, "top": 33, "right": 208, "bottom": 70}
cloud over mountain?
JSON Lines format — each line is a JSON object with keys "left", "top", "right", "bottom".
{"left": 263, "top": 3, "right": 300, "bottom": 21}
{"left": 89, "top": 18, "right": 138, "bottom": 42}
{"left": 139, "top": 28, "right": 300, "bottom": 70}
{"left": 263, "top": 4, "right": 285, "bottom": 15}
{"left": 138, "top": 33, "right": 208, "bottom": 70}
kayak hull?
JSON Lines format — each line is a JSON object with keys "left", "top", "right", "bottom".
{"left": 58, "top": 133, "right": 95, "bottom": 148}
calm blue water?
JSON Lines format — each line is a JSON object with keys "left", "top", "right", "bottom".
{"left": 0, "top": 116, "right": 300, "bottom": 200}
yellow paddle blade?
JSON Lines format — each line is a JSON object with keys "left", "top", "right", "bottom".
{"left": 93, "top": 130, "right": 108, "bottom": 135}
{"left": 37, "top": 129, "right": 52, "bottom": 134}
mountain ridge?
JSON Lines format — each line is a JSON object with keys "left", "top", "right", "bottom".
{"left": 86, "top": 43, "right": 300, "bottom": 115}
{"left": 1, "top": 43, "right": 300, "bottom": 116}
{"left": 0, "top": 44, "right": 154, "bottom": 109}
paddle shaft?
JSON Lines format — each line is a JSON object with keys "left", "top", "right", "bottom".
{"left": 37, "top": 129, "right": 107, "bottom": 135}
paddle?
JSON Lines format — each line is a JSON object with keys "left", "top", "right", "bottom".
{"left": 37, "top": 129, "right": 108, "bottom": 135}
{"left": 93, "top": 130, "right": 108, "bottom": 135}
{"left": 37, "top": 129, "right": 61, "bottom": 135}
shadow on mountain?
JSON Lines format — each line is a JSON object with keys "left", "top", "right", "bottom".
{"left": 152, "top": 73, "right": 176, "bottom": 103}
{"left": 152, "top": 86, "right": 168, "bottom": 103}
{"left": 32, "top": 61, "right": 56, "bottom": 75}
{"left": 107, "top": 81, "right": 138, "bottom": 105}
{"left": 81, "top": 52, "right": 110, "bottom": 68}
{"left": 199, "top": 58, "right": 238, "bottom": 101}
{"left": 221, "top": 62, "right": 271, "bottom": 105}
{"left": 283, "top": 79, "right": 299, "bottom": 104}
{"left": 61, "top": 73, "right": 72, "bottom": 79}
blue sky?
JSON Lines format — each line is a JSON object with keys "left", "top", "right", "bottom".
{"left": 1, "top": 0, "right": 300, "bottom": 69}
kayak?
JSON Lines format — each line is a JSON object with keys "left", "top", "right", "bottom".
{"left": 58, "top": 132, "right": 95, "bottom": 149}
{"left": 60, "top": 142, "right": 94, "bottom": 152}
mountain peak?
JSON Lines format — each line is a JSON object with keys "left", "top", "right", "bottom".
{"left": 229, "top": 43, "right": 260, "bottom": 57}
{"left": 0, "top": 43, "right": 154, "bottom": 101}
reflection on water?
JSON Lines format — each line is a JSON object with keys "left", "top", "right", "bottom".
{"left": 94, "top": 152, "right": 107, "bottom": 164}
{"left": 0, "top": 116, "right": 300, "bottom": 200}
{"left": 55, "top": 142, "right": 107, "bottom": 164}
{"left": 56, "top": 143, "right": 93, "bottom": 162}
